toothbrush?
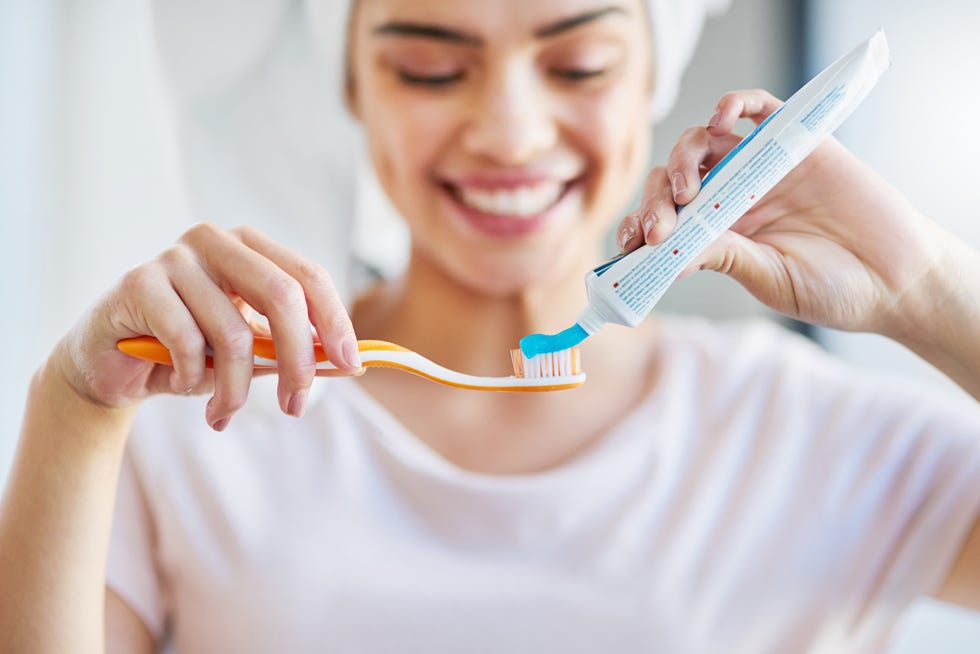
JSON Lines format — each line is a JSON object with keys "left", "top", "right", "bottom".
{"left": 117, "top": 335, "right": 585, "bottom": 392}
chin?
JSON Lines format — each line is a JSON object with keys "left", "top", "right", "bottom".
{"left": 443, "top": 245, "right": 585, "bottom": 300}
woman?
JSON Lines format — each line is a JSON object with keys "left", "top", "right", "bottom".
{"left": 3, "top": 0, "right": 979, "bottom": 652}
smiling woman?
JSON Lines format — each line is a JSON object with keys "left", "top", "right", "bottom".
{"left": 3, "top": 1, "right": 980, "bottom": 653}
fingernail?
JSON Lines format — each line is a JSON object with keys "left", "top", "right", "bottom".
{"left": 211, "top": 417, "right": 229, "bottom": 432}
{"left": 619, "top": 223, "right": 637, "bottom": 251}
{"left": 172, "top": 370, "right": 193, "bottom": 394}
{"left": 342, "top": 337, "right": 362, "bottom": 370}
{"left": 287, "top": 389, "right": 308, "bottom": 417}
{"left": 641, "top": 212, "right": 658, "bottom": 238}
{"left": 707, "top": 111, "right": 721, "bottom": 128}
{"left": 671, "top": 172, "right": 687, "bottom": 198}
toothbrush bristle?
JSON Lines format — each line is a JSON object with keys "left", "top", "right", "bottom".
{"left": 510, "top": 346, "right": 581, "bottom": 379}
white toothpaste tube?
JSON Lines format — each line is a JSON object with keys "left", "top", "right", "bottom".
{"left": 573, "top": 29, "right": 891, "bottom": 337}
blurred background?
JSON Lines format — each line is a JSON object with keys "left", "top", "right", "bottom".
{"left": 1, "top": 0, "right": 979, "bottom": 649}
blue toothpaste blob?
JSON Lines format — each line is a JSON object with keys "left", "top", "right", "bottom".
{"left": 519, "top": 323, "right": 589, "bottom": 359}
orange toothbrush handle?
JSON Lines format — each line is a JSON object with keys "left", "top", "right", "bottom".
{"left": 117, "top": 335, "right": 331, "bottom": 368}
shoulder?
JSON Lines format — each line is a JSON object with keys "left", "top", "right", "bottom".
{"left": 654, "top": 314, "right": 980, "bottom": 433}
{"left": 662, "top": 317, "right": 980, "bottom": 440}
{"left": 655, "top": 315, "right": 838, "bottom": 400}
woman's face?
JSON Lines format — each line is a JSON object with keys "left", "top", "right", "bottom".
{"left": 349, "top": 0, "right": 653, "bottom": 296}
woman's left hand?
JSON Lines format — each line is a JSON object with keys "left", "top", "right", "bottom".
{"left": 618, "top": 88, "right": 952, "bottom": 339}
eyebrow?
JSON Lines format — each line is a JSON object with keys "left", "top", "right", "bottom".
{"left": 535, "top": 6, "right": 628, "bottom": 38}
{"left": 372, "top": 5, "right": 629, "bottom": 46}
{"left": 373, "top": 22, "right": 482, "bottom": 46}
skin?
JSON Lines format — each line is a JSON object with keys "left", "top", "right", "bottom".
{"left": 0, "top": 1, "right": 978, "bottom": 651}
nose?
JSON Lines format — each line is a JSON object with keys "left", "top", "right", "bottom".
{"left": 461, "top": 64, "right": 558, "bottom": 165}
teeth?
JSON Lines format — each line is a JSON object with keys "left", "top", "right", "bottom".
{"left": 457, "top": 182, "right": 564, "bottom": 217}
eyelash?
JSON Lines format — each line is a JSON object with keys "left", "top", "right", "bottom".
{"left": 396, "top": 67, "right": 607, "bottom": 88}
{"left": 552, "top": 68, "right": 607, "bottom": 81}
{"left": 397, "top": 70, "right": 466, "bottom": 87}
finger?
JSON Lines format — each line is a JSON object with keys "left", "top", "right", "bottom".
{"left": 142, "top": 363, "right": 213, "bottom": 397}
{"left": 707, "top": 89, "right": 784, "bottom": 136}
{"left": 233, "top": 226, "right": 361, "bottom": 374}
{"left": 315, "top": 366, "right": 367, "bottom": 378}
{"left": 616, "top": 211, "right": 643, "bottom": 253}
{"left": 666, "top": 127, "right": 710, "bottom": 205}
{"left": 182, "top": 223, "right": 316, "bottom": 419}
{"left": 666, "top": 127, "right": 743, "bottom": 206}
{"left": 635, "top": 166, "right": 679, "bottom": 247}
{"left": 161, "top": 244, "right": 256, "bottom": 430}
{"left": 117, "top": 258, "right": 208, "bottom": 395}
{"left": 687, "top": 230, "right": 797, "bottom": 314}
{"left": 235, "top": 298, "right": 273, "bottom": 338}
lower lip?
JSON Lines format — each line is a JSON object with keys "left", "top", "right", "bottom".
{"left": 440, "top": 181, "right": 580, "bottom": 239}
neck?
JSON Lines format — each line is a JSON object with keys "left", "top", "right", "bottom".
{"left": 348, "top": 243, "right": 664, "bottom": 475}
{"left": 353, "top": 250, "right": 594, "bottom": 377}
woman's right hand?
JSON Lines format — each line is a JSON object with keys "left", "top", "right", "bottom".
{"left": 57, "top": 223, "right": 362, "bottom": 430}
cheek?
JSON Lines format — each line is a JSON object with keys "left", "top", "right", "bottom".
{"left": 576, "top": 79, "right": 652, "bottom": 210}
{"left": 360, "top": 85, "right": 453, "bottom": 204}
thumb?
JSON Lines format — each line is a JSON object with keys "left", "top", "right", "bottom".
{"left": 684, "top": 231, "right": 799, "bottom": 314}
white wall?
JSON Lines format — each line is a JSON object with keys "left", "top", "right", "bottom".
{"left": 0, "top": 1, "right": 57, "bottom": 483}
{"left": 0, "top": 0, "right": 190, "bottom": 483}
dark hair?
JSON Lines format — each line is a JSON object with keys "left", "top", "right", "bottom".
{"left": 343, "top": 0, "right": 359, "bottom": 115}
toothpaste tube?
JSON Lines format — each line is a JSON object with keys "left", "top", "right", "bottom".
{"left": 520, "top": 29, "right": 891, "bottom": 359}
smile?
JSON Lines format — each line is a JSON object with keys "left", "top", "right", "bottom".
{"left": 437, "top": 169, "right": 584, "bottom": 238}
{"left": 453, "top": 181, "right": 567, "bottom": 218}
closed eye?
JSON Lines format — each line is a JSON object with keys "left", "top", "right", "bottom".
{"left": 552, "top": 68, "right": 607, "bottom": 81}
{"left": 397, "top": 70, "right": 466, "bottom": 87}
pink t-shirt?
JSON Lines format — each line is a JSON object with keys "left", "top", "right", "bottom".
{"left": 107, "top": 318, "right": 980, "bottom": 653}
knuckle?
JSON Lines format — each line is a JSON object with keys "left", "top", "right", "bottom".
{"left": 322, "top": 312, "right": 355, "bottom": 341}
{"left": 158, "top": 243, "right": 195, "bottom": 269}
{"left": 230, "top": 224, "right": 264, "bottom": 243}
{"left": 118, "top": 263, "right": 159, "bottom": 297}
{"left": 640, "top": 184, "right": 670, "bottom": 213}
{"left": 679, "top": 126, "right": 704, "bottom": 142}
{"left": 213, "top": 323, "right": 254, "bottom": 360}
{"left": 169, "top": 330, "right": 206, "bottom": 359}
{"left": 641, "top": 166, "right": 669, "bottom": 196}
{"left": 297, "top": 260, "right": 333, "bottom": 293}
{"left": 719, "top": 90, "right": 740, "bottom": 105}
{"left": 648, "top": 164, "right": 667, "bottom": 176}
{"left": 265, "top": 274, "right": 305, "bottom": 309}
{"left": 285, "top": 362, "right": 317, "bottom": 389}
{"left": 181, "top": 221, "right": 221, "bottom": 245}
{"left": 670, "top": 139, "right": 704, "bottom": 171}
